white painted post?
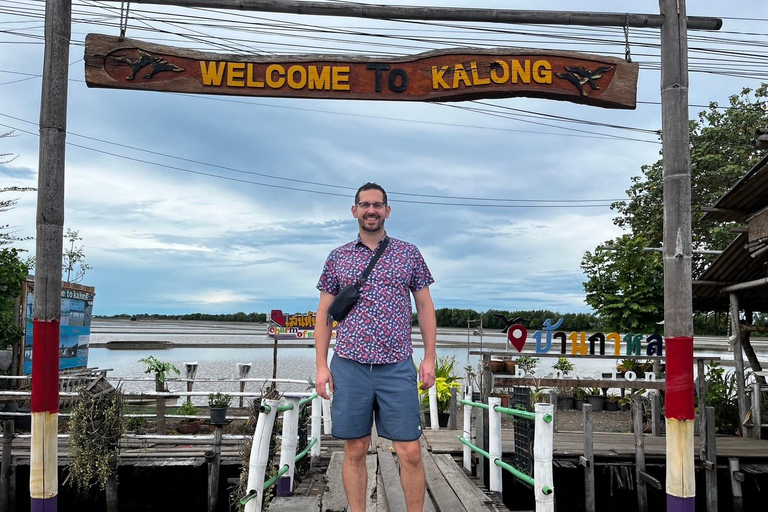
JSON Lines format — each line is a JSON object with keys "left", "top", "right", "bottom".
{"left": 311, "top": 396, "right": 322, "bottom": 457}
{"left": 244, "top": 398, "right": 279, "bottom": 512}
{"left": 321, "top": 397, "right": 332, "bottom": 435}
{"left": 534, "top": 403, "right": 555, "bottom": 512}
{"left": 237, "top": 363, "right": 252, "bottom": 408}
{"left": 279, "top": 397, "right": 301, "bottom": 490}
{"left": 488, "top": 396, "right": 502, "bottom": 493}
{"left": 429, "top": 385, "right": 439, "bottom": 431}
{"left": 463, "top": 388, "right": 472, "bottom": 470}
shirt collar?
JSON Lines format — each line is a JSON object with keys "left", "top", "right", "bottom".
{"left": 355, "top": 233, "right": 389, "bottom": 249}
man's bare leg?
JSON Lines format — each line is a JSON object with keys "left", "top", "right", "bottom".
{"left": 343, "top": 436, "right": 371, "bottom": 512}
{"left": 393, "top": 440, "right": 426, "bottom": 512}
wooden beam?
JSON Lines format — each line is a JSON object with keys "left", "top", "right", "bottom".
{"left": 704, "top": 407, "right": 718, "bottom": 512}
{"left": 583, "top": 404, "right": 595, "bottom": 512}
{"left": 96, "top": 1, "right": 723, "bottom": 30}
{"left": 494, "top": 376, "right": 665, "bottom": 390}
{"left": 633, "top": 396, "right": 647, "bottom": 512}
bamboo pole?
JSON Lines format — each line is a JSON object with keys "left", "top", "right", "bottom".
{"left": 31, "top": 0, "right": 71, "bottom": 509}
{"left": 98, "top": 0, "right": 722, "bottom": 30}
{"left": 321, "top": 397, "right": 332, "bottom": 435}
{"left": 730, "top": 294, "right": 749, "bottom": 437}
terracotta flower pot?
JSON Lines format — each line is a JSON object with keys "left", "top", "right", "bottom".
{"left": 178, "top": 419, "right": 201, "bottom": 434}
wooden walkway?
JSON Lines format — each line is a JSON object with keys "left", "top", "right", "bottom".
{"left": 268, "top": 429, "right": 512, "bottom": 512}
{"left": 423, "top": 428, "right": 768, "bottom": 459}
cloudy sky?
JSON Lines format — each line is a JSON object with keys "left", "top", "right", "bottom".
{"left": 1, "top": 0, "right": 766, "bottom": 316}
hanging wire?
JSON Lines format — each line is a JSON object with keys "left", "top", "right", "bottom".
{"left": 118, "top": 1, "right": 130, "bottom": 41}
{"left": 624, "top": 13, "right": 632, "bottom": 62}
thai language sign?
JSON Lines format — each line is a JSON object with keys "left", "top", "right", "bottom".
{"left": 506, "top": 318, "right": 664, "bottom": 357}
{"left": 85, "top": 34, "right": 638, "bottom": 109}
{"left": 268, "top": 309, "right": 337, "bottom": 340}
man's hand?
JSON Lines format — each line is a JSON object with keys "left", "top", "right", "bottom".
{"left": 419, "top": 358, "right": 436, "bottom": 390}
{"left": 316, "top": 365, "right": 334, "bottom": 399}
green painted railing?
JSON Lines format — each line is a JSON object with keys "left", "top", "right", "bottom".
{"left": 457, "top": 436, "right": 553, "bottom": 495}
{"left": 459, "top": 398, "right": 552, "bottom": 423}
{"left": 458, "top": 398, "right": 489, "bottom": 410}
{"left": 299, "top": 393, "right": 318, "bottom": 407}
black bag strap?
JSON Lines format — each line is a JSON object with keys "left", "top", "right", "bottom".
{"left": 355, "top": 237, "right": 389, "bottom": 287}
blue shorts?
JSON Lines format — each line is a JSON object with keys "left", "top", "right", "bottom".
{"left": 330, "top": 355, "right": 422, "bottom": 442}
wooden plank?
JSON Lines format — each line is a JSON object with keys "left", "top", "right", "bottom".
{"left": 269, "top": 496, "right": 321, "bottom": 511}
{"left": 419, "top": 442, "right": 465, "bottom": 512}
{"left": 322, "top": 452, "right": 348, "bottom": 512}
{"left": 85, "top": 34, "right": 639, "bottom": 109}
{"left": 378, "top": 450, "right": 407, "bottom": 511}
{"left": 633, "top": 397, "right": 647, "bottom": 512}
{"left": 583, "top": 404, "right": 595, "bottom": 512}
{"left": 433, "top": 454, "right": 490, "bottom": 505}
{"left": 704, "top": 407, "right": 718, "bottom": 512}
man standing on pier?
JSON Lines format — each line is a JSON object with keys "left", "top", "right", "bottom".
{"left": 315, "top": 182, "right": 437, "bottom": 512}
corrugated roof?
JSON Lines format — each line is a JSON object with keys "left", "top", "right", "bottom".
{"left": 702, "top": 154, "right": 768, "bottom": 223}
{"left": 692, "top": 232, "right": 768, "bottom": 312}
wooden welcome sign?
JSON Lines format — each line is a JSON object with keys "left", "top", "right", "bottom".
{"left": 84, "top": 34, "right": 638, "bottom": 109}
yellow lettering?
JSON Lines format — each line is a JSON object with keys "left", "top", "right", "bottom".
{"left": 287, "top": 65, "right": 307, "bottom": 90}
{"left": 431, "top": 65, "right": 450, "bottom": 89}
{"left": 199, "top": 61, "right": 225, "bottom": 86}
{"left": 490, "top": 60, "right": 509, "bottom": 84}
{"left": 308, "top": 66, "right": 331, "bottom": 90}
{"left": 452, "top": 64, "right": 471, "bottom": 88}
{"left": 246, "top": 63, "right": 264, "bottom": 88}
{"left": 607, "top": 332, "right": 622, "bottom": 355}
{"left": 266, "top": 64, "right": 285, "bottom": 88}
{"left": 470, "top": 62, "right": 490, "bottom": 85}
{"left": 533, "top": 60, "right": 552, "bottom": 84}
{"left": 569, "top": 331, "right": 588, "bottom": 355}
{"left": 511, "top": 60, "right": 531, "bottom": 83}
{"left": 226, "top": 62, "right": 245, "bottom": 87}
{"left": 332, "top": 66, "right": 350, "bottom": 90}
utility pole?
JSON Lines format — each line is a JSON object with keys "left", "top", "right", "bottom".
{"left": 659, "top": 1, "right": 695, "bottom": 511}
{"left": 31, "top": 0, "right": 71, "bottom": 510}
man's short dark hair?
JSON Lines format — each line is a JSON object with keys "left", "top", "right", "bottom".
{"left": 355, "top": 182, "right": 388, "bottom": 205}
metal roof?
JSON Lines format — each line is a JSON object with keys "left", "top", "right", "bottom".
{"left": 701, "top": 154, "right": 768, "bottom": 223}
{"left": 692, "top": 232, "right": 768, "bottom": 312}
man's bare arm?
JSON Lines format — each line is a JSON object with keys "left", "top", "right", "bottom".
{"left": 314, "top": 291, "right": 336, "bottom": 399}
{"left": 413, "top": 286, "right": 436, "bottom": 389}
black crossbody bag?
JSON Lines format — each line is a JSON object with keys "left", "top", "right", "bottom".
{"left": 328, "top": 237, "right": 390, "bottom": 322}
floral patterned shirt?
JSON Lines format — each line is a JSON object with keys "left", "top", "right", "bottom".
{"left": 317, "top": 235, "right": 434, "bottom": 364}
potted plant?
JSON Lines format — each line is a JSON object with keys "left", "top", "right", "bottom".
{"left": 419, "top": 356, "right": 462, "bottom": 427}
{"left": 605, "top": 395, "right": 620, "bottom": 411}
{"left": 208, "top": 392, "right": 232, "bottom": 425}
{"left": 516, "top": 355, "right": 539, "bottom": 376}
{"left": 586, "top": 388, "right": 605, "bottom": 411}
{"left": 553, "top": 357, "right": 575, "bottom": 410}
{"left": 574, "top": 387, "right": 587, "bottom": 410}
{"left": 139, "top": 356, "right": 180, "bottom": 391}
{"left": 176, "top": 400, "right": 201, "bottom": 434}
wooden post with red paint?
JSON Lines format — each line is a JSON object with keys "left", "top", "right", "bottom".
{"left": 31, "top": 0, "right": 71, "bottom": 510}
{"left": 660, "top": 0, "right": 695, "bottom": 510}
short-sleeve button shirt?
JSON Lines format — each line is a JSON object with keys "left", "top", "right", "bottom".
{"left": 317, "top": 235, "right": 434, "bottom": 364}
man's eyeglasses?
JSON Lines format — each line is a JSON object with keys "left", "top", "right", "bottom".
{"left": 356, "top": 202, "right": 387, "bottom": 210}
